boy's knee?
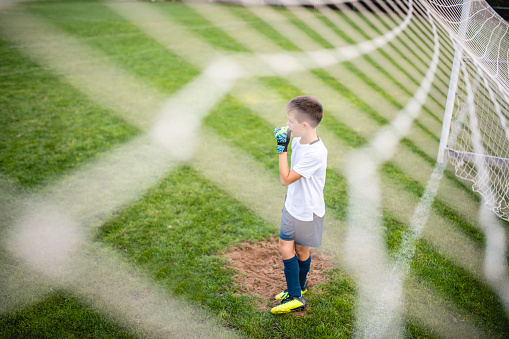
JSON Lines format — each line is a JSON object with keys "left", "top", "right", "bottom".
{"left": 278, "top": 238, "right": 295, "bottom": 260}
{"left": 295, "top": 245, "right": 310, "bottom": 261}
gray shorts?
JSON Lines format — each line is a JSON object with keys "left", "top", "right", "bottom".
{"left": 280, "top": 205, "right": 324, "bottom": 247}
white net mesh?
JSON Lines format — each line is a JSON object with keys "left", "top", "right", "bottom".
{"left": 426, "top": 0, "right": 509, "bottom": 93}
{"left": 425, "top": 0, "right": 509, "bottom": 221}
{"left": 448, "top": 59, "right": 509, "bottom": 220}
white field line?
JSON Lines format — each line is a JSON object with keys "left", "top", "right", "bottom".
{"left": 344, "top": 8, "right": 441, "bottom": 338}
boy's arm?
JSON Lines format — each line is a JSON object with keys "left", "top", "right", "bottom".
{"left": 279, "top": 152, "right": 302, "bottom": 186}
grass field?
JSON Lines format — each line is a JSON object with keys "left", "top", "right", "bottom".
{"left": 1, "top": 0, "right": 508, "bottom": 338}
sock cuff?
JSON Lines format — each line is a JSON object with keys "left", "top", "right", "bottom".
{"left": 283, "top": 255, "right": 298, "bottom": 264}
{"left": 298, "top": 256, "right": 311, "bottom": 265}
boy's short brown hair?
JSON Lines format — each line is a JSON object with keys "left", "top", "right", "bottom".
{"left": 286, "top": 95, "right": 323, "bottom": 128}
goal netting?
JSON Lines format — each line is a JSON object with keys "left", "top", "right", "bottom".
{"left": 429, "top": 0, "right": 509, "bottom": 221}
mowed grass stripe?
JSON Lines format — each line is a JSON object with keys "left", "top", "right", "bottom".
{"left": 163, "top": 3, "right": 250, "bottom": 52}
{"left": 24, "top": 1, "right": 200, "bottom": 95}
{"left": 186, "top": 2, "right": 282, "bottom": 53}
{"left": 0, "top": 38, "right": 139, "bottom": 187}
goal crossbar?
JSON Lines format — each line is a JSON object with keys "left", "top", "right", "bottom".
{"left": 448, "top": 148, "right": 509, "bottom": 169}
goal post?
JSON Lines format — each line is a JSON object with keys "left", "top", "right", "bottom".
{"left": 437, "top": 0, "right": 472, "bottom": 164}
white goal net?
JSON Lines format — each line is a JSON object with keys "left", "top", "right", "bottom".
{"left": 430, "top": 0, "right": 509, "bottom": 221}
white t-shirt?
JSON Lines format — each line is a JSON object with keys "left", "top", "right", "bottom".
{"left": 284, "top": 137, "right": 328, "bottom": 221}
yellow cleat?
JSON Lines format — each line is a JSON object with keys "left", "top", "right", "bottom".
{"left": 270, "top": 296, "right": 306, "bottom": 314}
{"left": 275, "top": 284, "right": 307, "bottom": 300}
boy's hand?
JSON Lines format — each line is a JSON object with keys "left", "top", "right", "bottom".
{"left": 274, "top": 126, "right": 292, "bottom": 153}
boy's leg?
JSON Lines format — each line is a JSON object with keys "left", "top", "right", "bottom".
{"left": 295, "top": 244, "right": 311, "bottom": 291}
{"left": 279, "top": 238, "right": 301, "bottom": 298}
{"left": 271, "top": 238, "right": 306, "bottom": 314}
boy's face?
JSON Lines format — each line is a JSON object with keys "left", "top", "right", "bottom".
{"left": 286, "top": 110, "right": 307, "bottom": 137}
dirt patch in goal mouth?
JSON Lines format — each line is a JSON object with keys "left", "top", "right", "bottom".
{"left": 223, "top": 236, "right": 334, "bottom": 311}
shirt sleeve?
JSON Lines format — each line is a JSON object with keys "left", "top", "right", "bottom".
{"left": 292, "top": 150, "right": 322, "bottom": 179}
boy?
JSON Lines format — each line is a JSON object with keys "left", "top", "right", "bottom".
{"left": 271, "top": 95, "right": 327, "bottom": 314}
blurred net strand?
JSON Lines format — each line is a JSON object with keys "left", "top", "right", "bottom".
{"left": 345, "top": 5, "right": 442, "bottom": 337}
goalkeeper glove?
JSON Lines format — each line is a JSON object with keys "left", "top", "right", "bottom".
{"left": 274, "top": 126, "right": 292, "bottom": 153}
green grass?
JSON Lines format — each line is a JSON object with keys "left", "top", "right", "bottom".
{"left": 0, "top": 293, "right": 137, "bottom": 339}
{"left": 1, "top": 1, "right": 508, "bottom": 338}
{"left": 0, "top": 38, "right": 139, "bottom": 188}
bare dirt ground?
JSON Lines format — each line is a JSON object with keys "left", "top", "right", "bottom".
{"left": 223, "top": 236, "right": 335, "bottom": 311}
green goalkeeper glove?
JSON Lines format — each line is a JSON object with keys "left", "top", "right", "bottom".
{"left": 274, "top": 126, "right": 292, "bottom": 153}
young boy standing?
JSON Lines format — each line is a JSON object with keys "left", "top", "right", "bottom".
{"left": 271, "top": 95, "right": 327, "bottom": 314}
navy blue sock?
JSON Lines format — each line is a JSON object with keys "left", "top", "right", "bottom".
{"left": 283, "top": 255, "right": 301, "bottom": 297}
{"left": 298, "top": 256, "right": 311, "bottom": 290}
